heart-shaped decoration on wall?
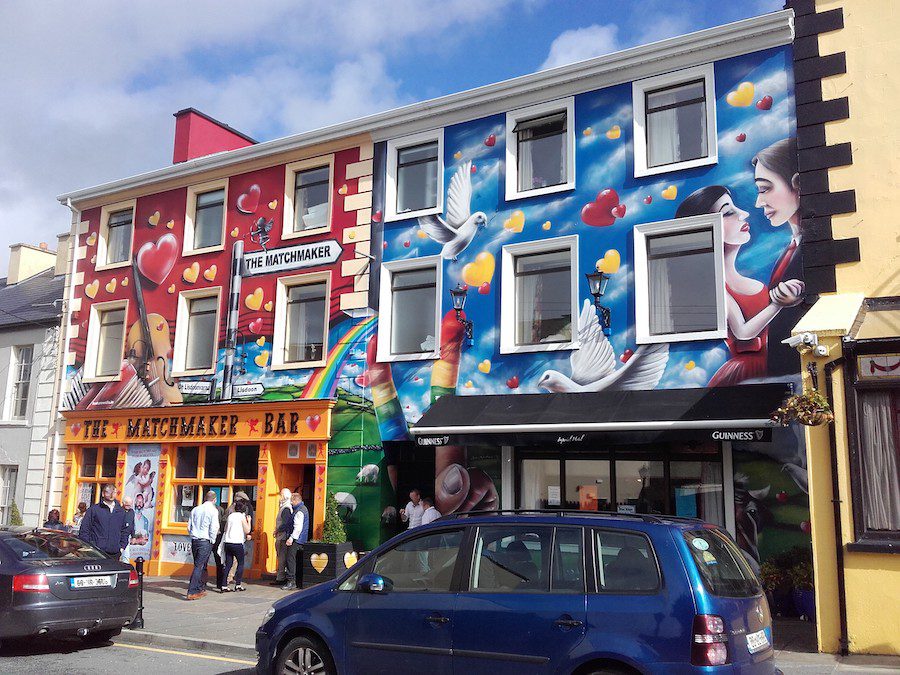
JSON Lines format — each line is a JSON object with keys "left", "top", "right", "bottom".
{"left": 661, "top": 185, "right": 678, "bottom": 200}
{"left": 203, "top": 265, "right": 217, "bottom": 282}
{"left": 461, "top": 251, "right": 495, "bottom": 287}
{"left": 84, "top": 280, "right": 99, "bottom": 299}
{"left": 148, "top": 211, "right": 161, "bottom": 227}
{"left": 183, "top": 262, "right": 200, "bottom": 284}
{"left": 581, "top": 189, "right": 623, "bottom": 227}
{"left": 306, "top": 414, "right": 321, "bottom": 432}
{"left": 343, "top": 552, "right": 358, "bottom": 568}
{"left": 105, "top": 278, "right": 117, "bottom": 293}
{"left": 245, "top": 288, "right": 264, "bottom": 311}
{"left": 254, "top": 350, "right": 269, "bottom": 368}
{"left": 310, "top": 553, "right": 328, "bottom": 573}
{"left": 484, "top": 134, "right": 496, "bottom": 147}
{"left": 248, "top": 318, "right": 264, "bottom": 334}
{"left": 503, "top": 210, "right": 525, "bottom": 233}
{"left": 726, "top": 81, "right": 755, "bottom": 107}
{"left": 136, "top": 233, "right": 178, "bottom": 285}
{"left": 236, "top": 184, "right": 261, "bottom": 214}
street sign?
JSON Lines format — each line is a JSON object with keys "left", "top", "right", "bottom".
{"left": 242, "top": 240, "right": 342, "bottom": 276}
{"left": 178, "top": 380, "right": 213, "bottom": 396}
{"left": 233, "top": 383, "right": 264, "bottom": 398}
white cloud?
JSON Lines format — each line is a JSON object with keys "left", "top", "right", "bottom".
{"left": 540, "top": 24, "right": 620, "bottom": 70}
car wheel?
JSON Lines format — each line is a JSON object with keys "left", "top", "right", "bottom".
{"left": 82, "top": 628, "right": 121, "bottom": 644}
{"left": 276, "top": 635, "right": 335, "bottom": 675}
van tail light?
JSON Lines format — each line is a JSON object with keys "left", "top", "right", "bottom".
{"left": 13, "top": 573, "right": 50, "bottom": 593}
{"left": 128, "top": 569, "right": 139, "bottom": 588}
{"left": 691, "top": 614, "right": 728, "bottom": 666}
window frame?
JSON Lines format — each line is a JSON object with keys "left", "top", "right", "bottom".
{"left": 377, "top": 256, "right": 442, "bottom": 363}
{"left": 384, "top": 129, "right": 444, "bottom": 223}
{"left": 505, "top": 97, "right": 576, "bottom": 202}
{"left": 172, "top": 287, "right": 222, "bottom": 377}
{"left": 76, "top": 446, "right": 120, "bottom": 508}
{"left": 84, "top": 299, "right": 129, "bottom": 383}
{"left": 500, "top": 235, "right": 579, "bottom": 355}
{"left": 96, "top": 199, "right": 136, "bottom": 270}
{"left": 589, "top": 527, "right": 662, "bottom": 595}
{"left": 369, "top": 526, "right": 466, "bottom": 594}
{"left": 632, "top": 63, "right": 718, "bottom": 178}
{"left": 282, "top": 156, "right": 334, "bottom": 240}
{"left": 632, "top": 213, "right": 727, "bottom": 345}
{"left": 272, "top": 270, "right": 331, "bottom": 370}
{"left": 183, "top": 179, "right": 228, "bottom": 257}
{"left": 6, "top": 345, "right": 33, "bottom": 421}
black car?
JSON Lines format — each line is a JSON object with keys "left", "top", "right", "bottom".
{"left": 0, "top": 527, "right": 139, "bottom": 645}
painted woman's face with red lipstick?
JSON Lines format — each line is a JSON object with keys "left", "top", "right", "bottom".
{"left": 713, "top": 193, "right": 751, "bottom": 245}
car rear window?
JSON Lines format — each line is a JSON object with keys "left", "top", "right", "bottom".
{"left": 684, "top": 529, "right": 761, "bottom": 597}
{"left": 1, "top": 531, "right": 106, "bottom": 561}
{"left": 595, "top": 529, "right": 660, "bottom": 592}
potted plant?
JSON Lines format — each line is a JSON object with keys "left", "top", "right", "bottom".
{"left": 301, "top": 492, "right": 357, "bottom": 588}
{"left": 789, "top": 560, "right": 816, "bottom": 622}
{"left": 8, "top": 501, "right": 23, "bottom": 526}
{"left": 759, "top": 561, "right": 791, "bottom": 617}
{"left": 771, "top": 389, "right": 834, "bottom": 427}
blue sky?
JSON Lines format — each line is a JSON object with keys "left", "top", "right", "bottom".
{"left": 0, "top": 0, "right": 782, "bottom": 272}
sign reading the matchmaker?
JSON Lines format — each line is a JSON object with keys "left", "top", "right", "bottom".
{"left": 243, "top": 240, "right": 342, "bottom": 276}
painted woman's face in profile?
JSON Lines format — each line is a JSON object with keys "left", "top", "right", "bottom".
{"left": 714, "top": 193, "right": 751, "bottom": 246}
{"left": 754, "top": 162, "right": 800, "bottom": 227}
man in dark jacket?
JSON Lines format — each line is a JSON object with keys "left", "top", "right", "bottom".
{"left": 282, "top": 493, "right": 310, "bottom": 591}
{"left": 78, "top": 484, "right": 129, "bottom": 558}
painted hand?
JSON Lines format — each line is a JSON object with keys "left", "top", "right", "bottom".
{"left": 770, "top": 279, "right": 805, "bottom": 307}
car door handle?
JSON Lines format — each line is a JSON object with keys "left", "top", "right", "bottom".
{"left": 426, "top": 615, "right": 450, "bottom": 624}
{"left": 554, "top": 618, "right": 583, "bottom": 628}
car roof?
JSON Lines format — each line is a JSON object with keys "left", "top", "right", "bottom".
{"left": 424, "top": 509, "right": 711, "bottom": 531}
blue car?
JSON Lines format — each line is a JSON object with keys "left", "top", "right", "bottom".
{"left": 256, "top": 511, "right": 778, "bottom": 674}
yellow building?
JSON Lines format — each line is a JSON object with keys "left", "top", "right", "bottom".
{"left": 786, "top": 0, "right": 900, "bottom": 656}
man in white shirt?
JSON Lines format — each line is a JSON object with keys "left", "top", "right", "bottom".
{"left": 400, "top": 488, "right": 425, "bottom": 529}
{"left": 187, "top": 491, "right": 220, "bottom": 600}
{"left": 421, "top": 497, "right": 442, "bottom": 525}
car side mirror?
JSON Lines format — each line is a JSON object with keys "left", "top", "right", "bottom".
{"left": 359, "top": 573, "right": 392, "bottom": 594}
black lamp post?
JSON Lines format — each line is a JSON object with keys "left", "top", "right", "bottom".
{"left": 585, "top": 270, "right": 612, "bottom": 335}
{"left": 449, "top": 284, "right": 474, "bottom": 345}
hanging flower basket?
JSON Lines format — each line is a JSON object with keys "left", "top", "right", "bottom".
{"left": 771, "top": 390, "right": 834, "bottom": 427}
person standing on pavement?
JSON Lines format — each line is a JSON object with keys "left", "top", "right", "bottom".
{"left": 69, "top": 501, "right": 88, "bottom": 533}
{"left": 186, "top": 491, "right": 220, "bottom": 601}
{"left": 421, "top": 497, "right": 442, "bottom": 525}
{"left": 271, "top": 488, "right": 293, "bottom": 586}
{"left": 120, "top": 496, "right": 135, "bottom": 563}
{"left": 78, "top": 484, "right": 129, "bottom": 559}
{"left": 211, "top": 498, "right": 227, "bottom": 592}
{"left": 282, "top": 493, "right": 309, "bottom": 591}
{"left": 400, "top": 488, "right": 425, "bottom": 530}
{"left": 43, "top": 509, "right": 68, "bottom": 531}
{"left": 222, "top": 501, "right": 252, "bottom": 592}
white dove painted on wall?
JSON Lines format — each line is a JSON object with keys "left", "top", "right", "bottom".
{"left": 537, "top": 299, "right": 670, "bottom": 393}
{"left": 417, "top": 161, "right": 487, "bottom": 260}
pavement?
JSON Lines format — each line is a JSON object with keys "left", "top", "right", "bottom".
{"left": 111, "top": 577, "right": 900, "bottom": 674}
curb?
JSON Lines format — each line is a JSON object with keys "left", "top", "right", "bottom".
{"left": 116, "top": 628, "right": 257, "bottom": 661}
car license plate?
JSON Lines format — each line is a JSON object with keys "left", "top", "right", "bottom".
{"left": 70, "top": 575, "right": 112, "bottom": 589}
{"left": 746, "top": 628, "right": 770, "bottom": 654}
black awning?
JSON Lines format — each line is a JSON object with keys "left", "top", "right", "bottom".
{"left": 411, "top": 383, "right": 790, "bottom": 447}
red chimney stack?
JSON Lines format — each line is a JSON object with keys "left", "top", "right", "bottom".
{"left": 172, "top": 108, "right": 256, "bottom": 164}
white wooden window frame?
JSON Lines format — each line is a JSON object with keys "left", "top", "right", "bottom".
{"left": 505, "top": 97, "right": 576, "bottom": 202}
{"left": 84, "top": 299, "right": 129, "bottom": 382}
{"left": 632, "top": 213, "right": 727, "bottom": 345}
{"left": 384, "top": 129, "right": 444, "bottom": 223}
{"left": 377, "top": 256, "right": 442, "bottom": 363}
{"left": 632, "top": 63, "right": 718, "bottom": 178}
{"left": 282, "top": 155, "right": 334, "bottom": 241}
{"left": 183, "top": 179, "right": 228, "bottom": 257}
{"left": 172, "top": 287, "right": 222, "bottom": 377}
{"left": 96, "top": 199, "right": 136, "bottom": 271}
{"left": 500, "top": 235, "right": 580, "bottom": 355}
{"left": 272, "top": 270, "right": 331, "bottom": 370}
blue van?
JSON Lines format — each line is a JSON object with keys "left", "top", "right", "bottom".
{"left": 256, "top": 511, "right": 778, "bottom": 674}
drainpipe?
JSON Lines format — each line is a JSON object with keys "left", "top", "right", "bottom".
{"left": 823, "top": 356, "right": 850, "bottom": 656}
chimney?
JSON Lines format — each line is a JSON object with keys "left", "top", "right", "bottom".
{"left": 172, "top": 108, "right": 256, "bottom": 164}
{"left": 55, "top": 232, "right": 71, "bottom": 276}
{"left": 8, "top": 243, "right": 56, "bottom": 284}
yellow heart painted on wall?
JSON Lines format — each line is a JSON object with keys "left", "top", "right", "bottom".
{"left": 596, "top": 249, "right": 621, "bottom": 274}
{"left": 661, "top": 185, "right": 678, "bottom": 200}
{"left": 166, "top": 219, "right": 175, "bottom": 230}
{"left": 254, "top": 350, "right": 269, "bottom": 368}
{"left": 231, "top": 227, "right": 239, "bottom": 238}
{"left": 582, "top": 127, "right": 593, "bottom": 136}
{"left": 310, "top": 553, "right": 329, "bottom": 573}
{"left": 168, "top": 284, "right": 176, "bottom": 294}
{"left": 121, "top": 277, "right": 129, "bottom": 287}
{"left": 416, "top": 230, "right": 428, "bottom": 239}
{"left": 256, "top": 337, "right": 266, "bottom": 347}
{"left": 86, "top": 232, "right": 97, "bottom": 247}
{"left": 605, "top": 125, "right": 621, "bottom": 139}
{"left": 338, "top": 184, "right": 348, "bottom": 195}
{"left": 453, "top": 151, "right": 462, "bottom": 160}
{"left": 183, "top": 262, "right": 200, "bottom": 283}
{"left": 503, "top": 210, "right": 525, "bottom": 233}
{"left": 461, "top": 251, "right": 495, "bottom": 287}
{"left": 464, "top": 380, "right": 473, "bottom": 388}
{"left": 726, "top": 81, "right": 755, "bottom": 107}
{"left": 685, "top": 360, "right": 696, "bottom": 371}
{"left": 245, "top": 288, "right": 264, "bottom": 310}
{"left": 268, "top": 200, "right": 278, "bottom": 210}
{"left": 203, "top": 265, "right": 217, "bottom": 282}
{"left": 542, "top": 221, "right": 552, "bottom": 231}
{"left": 343, "top": 552, "right": 358, "bottom": 568}
{"left": 477, "top": 359, "right": 491, "bottom": 374}
{"left": 84, "top": 280, "right": 99, "bottom": 299}
{"left": 264, "top": 300, "right": 273, "bottom": 312}
{"left": 148, "top": 211, "right": 160, "bottom": 227}
{"left": 105, "top": 278, "right": 117, "bottom": 293}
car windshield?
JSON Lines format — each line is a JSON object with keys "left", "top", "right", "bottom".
{"left": 683, "top": 529, "right": 761, "bottom": 597}
{"left": 1, "top": 531, "right": 106, "bottom": 561}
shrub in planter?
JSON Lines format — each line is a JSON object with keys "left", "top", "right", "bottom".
{"left": 771, "top": 390, "right": 834, "bottom": 427}
{"left": 8, "top": 501, "right": 23, "bottom": 526}
{"left": 759, "top": 561, "right": 793, "bottom": 616}
{"left": 301, "top": 493, "right": 358, "bottom": 588}
{"left": 789, "top": 561, "right": 816, "bottom": 622}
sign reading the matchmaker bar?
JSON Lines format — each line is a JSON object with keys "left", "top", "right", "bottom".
{"left": 243, "top": 240, "right": 342, "bottom": 276}
{"left": 63, "top": 404, "right": 332, "bottom": 444}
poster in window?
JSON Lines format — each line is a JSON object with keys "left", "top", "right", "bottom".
{"left": 123, "top": 443, "right": 161, "bottom": 560}
{"left": 181, "top": 485, "right": 195, "bottom": 507}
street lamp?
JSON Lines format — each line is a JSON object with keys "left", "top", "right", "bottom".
{"left": 585, "top": 270, "right": 612, "bottom": 335}
{"left": 449, "top": 284, "right": 474, "bottom": 345}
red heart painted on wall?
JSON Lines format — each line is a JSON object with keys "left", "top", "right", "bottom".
{"left": 354, "top": 373, "right": 370, "bottom": 388}
{"left": 735, "top": 132, "right": 747, "bottom": 142}
{"left": 136, "top": 233, "right": 178, "bottom": 285}
{"left": 580, "top": 189, "right": 622, "bottom": 227}
{"left": 70, "top": 423, "right": 82, "bottom": 436}
{"left": 478, "top": 282, "right": 490, "bottom": 295}
{"left": 484, "top": 134, "right": 496, "bottom": 147}
{"left": 506, "top": 376, "right": 519, "bottom": 390}
{"left": 643, "top": 196, "right": 652, "bottom": 204}
{"left": 306, "top": 414, "right": 321, "bottom": 432}
{"left": 620, "top": 349, "right": 634, "bottom": 363}
{"left": 372, "top": 210, "right": 383, "bottom": 223}
{"left": 756, "top": 96, "right": 773, "bottom": 110}
{"left": 248, "top": 318, "right": 264, "bottom": 334}
{"left": 611, "top": 203, "right": 626, "bottom": 219}
{"left": 236, "top": 184, "right": 261, "bottom": 214}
